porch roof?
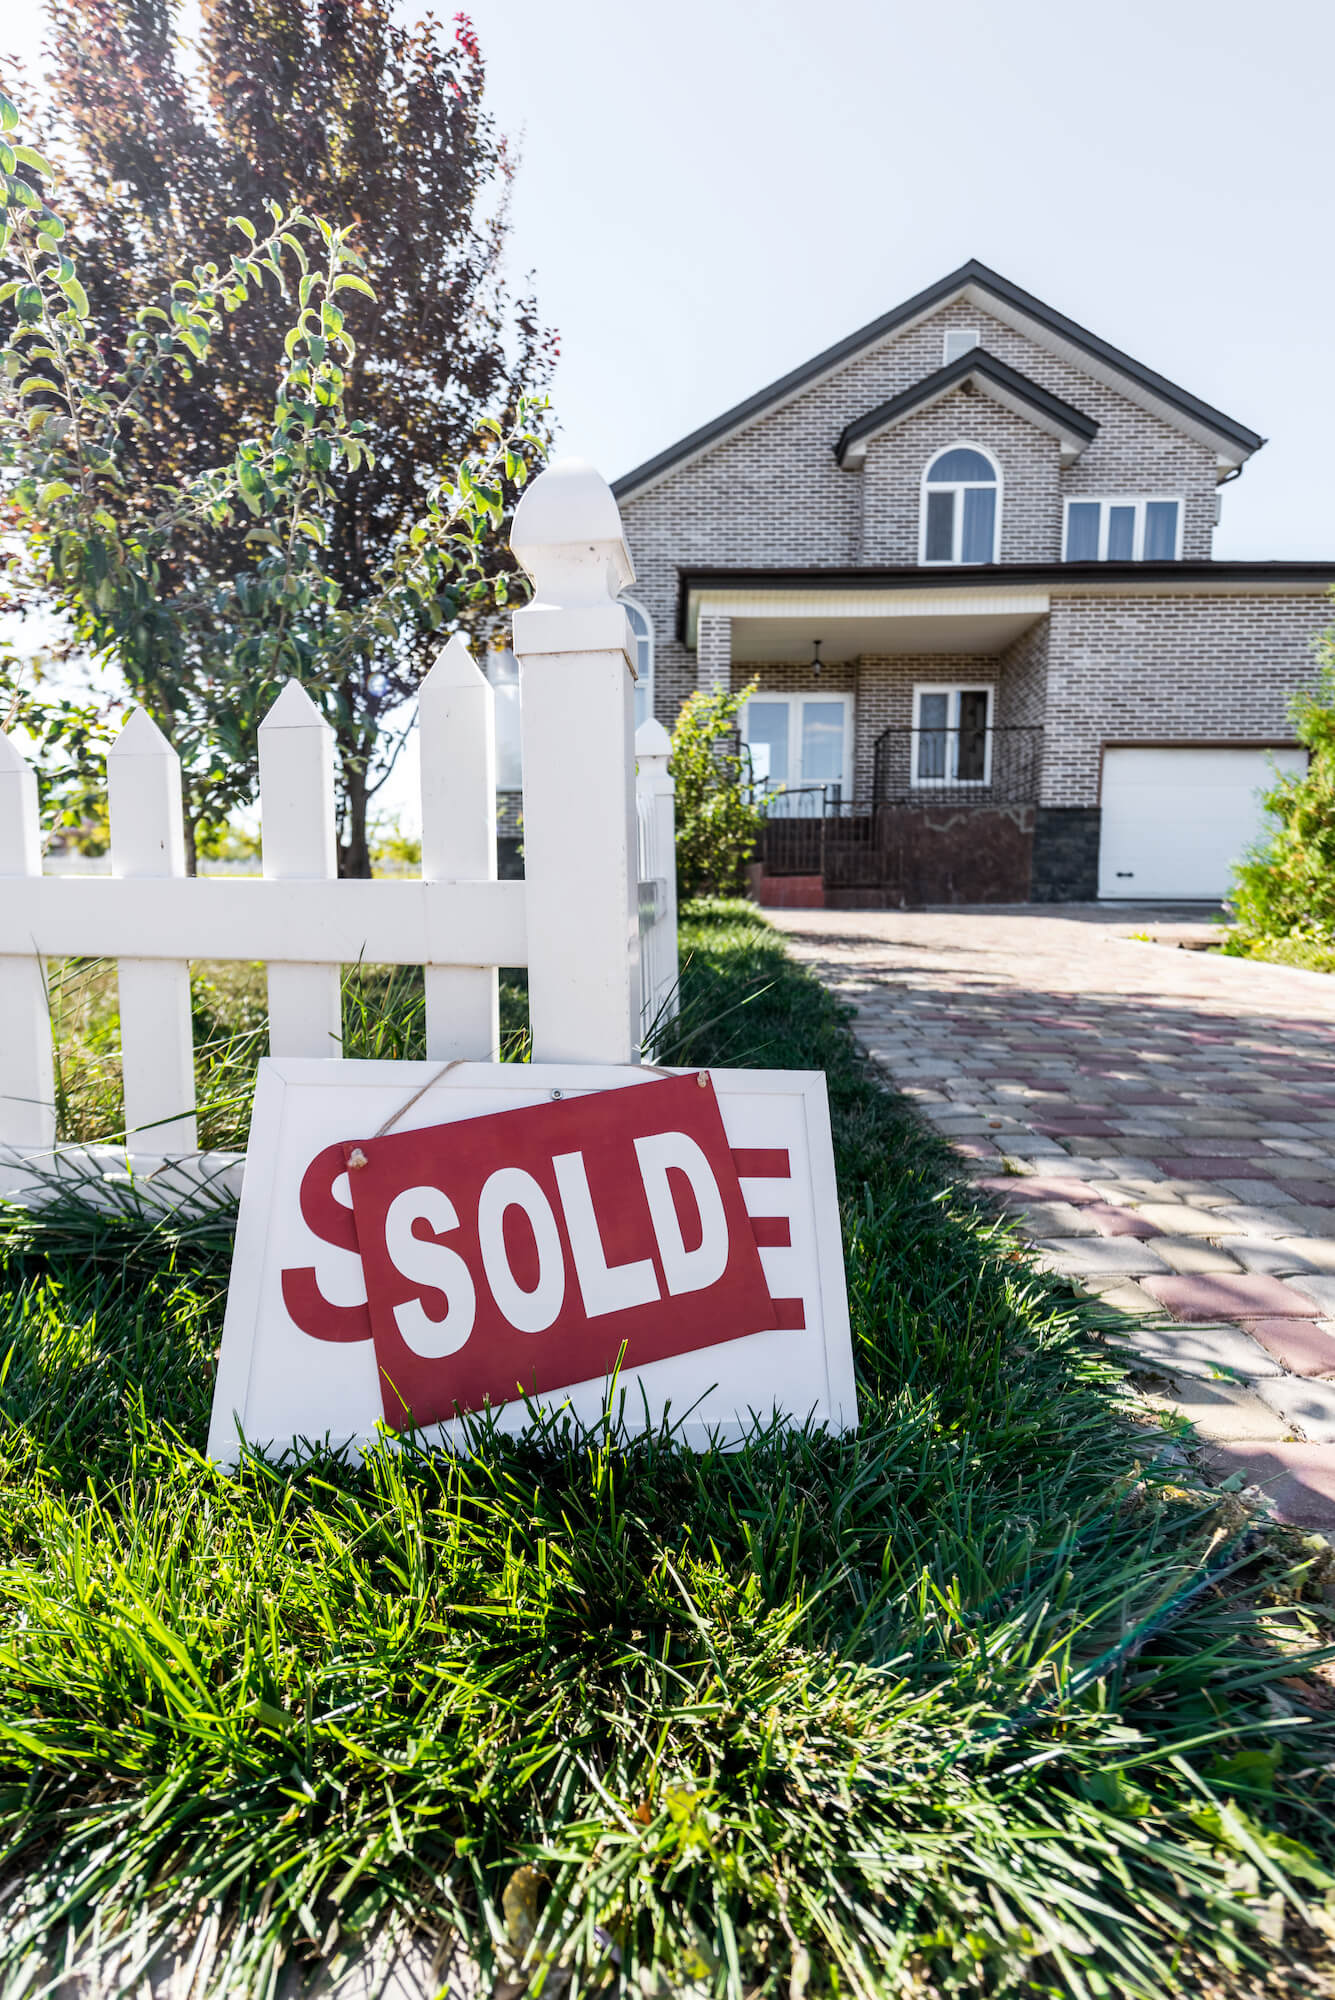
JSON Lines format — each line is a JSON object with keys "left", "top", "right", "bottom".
{"left": 679, "top": 561, "right": 1335, "bottom": 654}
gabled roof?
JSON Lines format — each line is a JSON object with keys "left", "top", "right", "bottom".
{"left": 835, "top": 348, "right": 1098, "bottom": 468}
{"left": 612, "top": 259, "right": 1265, "bottom": 501}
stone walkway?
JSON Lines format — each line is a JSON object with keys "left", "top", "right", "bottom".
{"left": 770, "top": 904, "right": 1335, "bottom": 1532}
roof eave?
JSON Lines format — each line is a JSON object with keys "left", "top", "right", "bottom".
{"left": 613, "top": 259, "right": 1264, "bottom": 503}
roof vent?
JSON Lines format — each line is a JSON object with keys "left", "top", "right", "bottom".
{"left": 943, "top": 329, "right": 980, "bottom": 364}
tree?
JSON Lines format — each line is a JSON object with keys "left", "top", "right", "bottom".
{"left": 0, "top": 88, "right": 542, "bottom": 867}
{"left": 23, "top": 0, "right": 554, "bottom": 872}
{"left": 670, "top": 681, "right": 764, "bottom": 897}
{"left": 1229, "top": 633, "right": 1335, "bottom": 940}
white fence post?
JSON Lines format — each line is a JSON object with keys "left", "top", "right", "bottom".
{"left": 419, "top": 634, "right": 500, "bottom": 1059}
{"left": 0, "top": 730, "right": 56, "bottom": 1148}
{"left": 511, "top": 459, "right": 640, "bottom": 1064}
{"left": 107, "top": 710, "right": 198, "bottom": 1153}
{"left": 635, "top": 717, "right": 678, "bottom": 1045}
{"left": 259, "top": 681, "right": 343, "bottom": 1059}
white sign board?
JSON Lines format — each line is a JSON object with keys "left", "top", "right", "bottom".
{"left": 208, "top": 1060, "right": 855, "bottom": 1465}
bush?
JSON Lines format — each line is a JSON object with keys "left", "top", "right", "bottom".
{"left": 670, "top": 681, "right": 764, "bottom": 896}
{"left": 1229, "top": 647, "right": 1335, "bottom": 947}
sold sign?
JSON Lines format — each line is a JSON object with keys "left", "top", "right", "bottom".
{"left": 332, "top": 1074, "right": 775, "bottom": 1428}
{"left": 208, "top": 1059, "right": 856, "bottom": 1464}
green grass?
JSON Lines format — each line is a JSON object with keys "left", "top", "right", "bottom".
{"left": 1, "top": 901, "right": 1333, "bottom": 1997}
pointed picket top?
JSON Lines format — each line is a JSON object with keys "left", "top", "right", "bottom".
{"left": 421, "top": 632, "right": 487, "bottom": 693}
{"left": 635, "top": 717, "right": 672, "bottom": 760}
{"left": 0, "top": 724, "right": 34, "bottom": 775}
{"left": 259, "top": 678, "right": 330, "bottom": 733}
{"left": 107, "top": 705, "right": 178, "bottom": 762}
{"left": 511, "top": 456, "right": 634, "bottom": 605}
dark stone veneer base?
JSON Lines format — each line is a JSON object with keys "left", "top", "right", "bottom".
{"left": 1030, "top": 807, "right": 1101, "bottom": 902}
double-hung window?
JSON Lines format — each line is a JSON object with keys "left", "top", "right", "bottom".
{"left": 911, "top": 684, "right": 993, "bottom": 786}
{"left": 1063, "top": 497, "right": 1182, "bottom": 562}
{"left": 921, "top": 446, "right": 1000, "bottom": 564}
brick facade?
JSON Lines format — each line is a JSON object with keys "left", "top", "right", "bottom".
{"left": 609, "top": 267, "right": 1332, "bottom": 899}
{"left": 1040, "top": 590, "right": 1329, "bottom": 807}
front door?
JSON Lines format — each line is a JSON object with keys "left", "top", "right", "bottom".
{"left": 742, "top": 693, "right": 852, "bottom": 816}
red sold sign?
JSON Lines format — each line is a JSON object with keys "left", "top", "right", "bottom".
{"left": 309, "top": 1072, "right": 776, "bottom": 1430}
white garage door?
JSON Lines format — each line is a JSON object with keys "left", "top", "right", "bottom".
{"left": 1099, "top": 746, "right": 1306, "bottom": 900}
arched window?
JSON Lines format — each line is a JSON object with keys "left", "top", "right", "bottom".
{"left": 921, "top": 445, "right": 1000, "bottom": 565}
{"left": 622, "top": 597, "right": 654, "bottom": 726}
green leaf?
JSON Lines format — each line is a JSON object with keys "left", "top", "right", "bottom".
{"left": 13, "top": 145, "right": 53, "bottom": 176}
{"left": 37, "top": 479, "right": 75, "bottom": 508}
{"left": 0, "top": 92, "right": 19, "bottom": 131}
{"left": 331, "top": 273, "right": 375, "bottom": 299}
{"left": 229, "top": 215, "right": 257, "bottom": 241}
{"left": 59, "top": 275, "right": 90, "bottom": 319}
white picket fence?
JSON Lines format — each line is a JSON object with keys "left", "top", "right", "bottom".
{"left": 0, "top": 460, "right": 677, "bottom": 1191}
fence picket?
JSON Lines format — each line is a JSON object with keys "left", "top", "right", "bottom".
{"left": 511, "top": 461, "right": 641, "bottom": 1064}
{"left": 634, "top": 717, "right": 678, "bottom": 1046}
{"left": 0, "top": 460, "right": 679, "bottom": 1190}
{"left": 107, "top": 710, "right": 198, "bottom": 1152}
{"left": 258, "top": 681, "right": 343, "bottom": 1059}
{"left": 0, "top": 729, "right": 56, "bottom": 1148}
{"left": 419, "top": 635, "right": 500, "bottom": 1059}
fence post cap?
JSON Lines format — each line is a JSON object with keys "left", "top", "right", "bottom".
{"left": 260, "top": 679, "right": 330, "bottom": 733}
{"left": 422, "top": 632, "right": 486, "bottom": 692}
{"left": 511, "top": 457, "right": 634, "bottom": 605}
{"left": 635, "top": 717, "right": 671, "bottom": 758}
{"left": 108, "top": 706, "right": 176, "bottom": 760}
{"left": 0, "top": 726, "right": 32, "bottom": 774}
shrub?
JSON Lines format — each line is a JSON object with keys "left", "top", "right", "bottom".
{"left": 1229, "top": 644, "right": 1335, "bottom": 944}
{"left": 669, "top": 680, "right": 764, "bottom": 896}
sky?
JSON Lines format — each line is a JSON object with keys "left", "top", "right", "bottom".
{"left": 4, "top": 0, "right": 1331, "bottom": 559}
{"left": 454, "top": 0, "right": 1335, "bottom": 561}
{"left": 2, "top": 0, "right": 1331, "bottom": 840}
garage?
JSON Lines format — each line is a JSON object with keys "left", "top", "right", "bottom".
{"left": 1098, "top": 746, "right": 1307, "bottom": 901}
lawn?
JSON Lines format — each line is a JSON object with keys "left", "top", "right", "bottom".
{"left": 1, "top": 902, "right": 1333, "bottom": 1998}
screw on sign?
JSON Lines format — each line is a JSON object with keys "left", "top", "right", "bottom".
{"left": 280, "top": 1072, "right": 778, "bottom": 1431}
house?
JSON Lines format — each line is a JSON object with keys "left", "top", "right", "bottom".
{"left": 610, "top": 261, "right": 1335, "bottom": 905}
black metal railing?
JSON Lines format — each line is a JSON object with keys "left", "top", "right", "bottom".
{"left": 872, "top": 725, "right": 1043, "bottom": 806}
{"left": 755, "top": 785, "right": 851, "bottom": 875}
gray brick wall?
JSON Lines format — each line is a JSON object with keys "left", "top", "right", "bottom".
{"left": 861, "top": 395, "right": 1062, "bottom": 564}
{"left": 619, "top": 293, "right": 1223, "bottom": 726}
{"left": 1040, "top": 591, "right": 1329, "bottom": 806}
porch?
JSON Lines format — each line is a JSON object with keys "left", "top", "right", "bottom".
{"left": 683, "top": 574, "right": 1053, "bottom": 908}
{"left": 753, "top": 724, "right": 1045, "bottom": 907}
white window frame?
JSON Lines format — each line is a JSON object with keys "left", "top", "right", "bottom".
{"left": 910, "top": 682, "right": 996, "bottom": 788}
{"left": 942, "top": 328, "right": 980, "bottom": 364}
{"left": 919, "top": 441, "right": 1003, "bottom": 566}
{"left": 740, "top": 691, "right": 854, "bottom": 803}
{"left": 1061, "top": 495, "right": 1184, "bottom": 562}
{"left": 621, "top": 595, "right": 654, "bottom": 724}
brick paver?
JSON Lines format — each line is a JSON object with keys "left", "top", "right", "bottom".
{"left": 771, "top": 904, "right": 1335, "bottom": 1533}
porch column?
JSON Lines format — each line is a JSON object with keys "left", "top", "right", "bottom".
{"left": 697, "top": 611, "right": 731, "bottom": 694}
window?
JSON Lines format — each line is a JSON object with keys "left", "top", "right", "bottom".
{"left": 1063, "top": 497, "right": 1182, "bottom": 562}
{"left": 921, "top": 445, "right": 1000, "bottom": 565}
{"left": 911, "top": 684, "right": 994, "bottom": 786}
{"left": 741, "top": 693, "right": 852, "bottom": 815}
{"left": 943, "top": 328, "right": 980, "bottom": 364}
{"left": 622, "top": 598, "right": 654, "bottom": 725}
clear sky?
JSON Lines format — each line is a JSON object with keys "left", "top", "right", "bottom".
{"left": 4, "top": 0, "right": 1331, "bottom": 558}
{"left": 458, "top": 0, "right": 1334, "bottom": 561}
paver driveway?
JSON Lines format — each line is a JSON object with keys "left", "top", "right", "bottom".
{"left": 770, "top": 904, "right": 1335, "bottom": 1532}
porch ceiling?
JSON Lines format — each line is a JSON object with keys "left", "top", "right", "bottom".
{"left": 695, "top": 585, "right": 1049, "bottom": 663}
{"left": 731, "top": 609, "right": 1044, "bottom": 662}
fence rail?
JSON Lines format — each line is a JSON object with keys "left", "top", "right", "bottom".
{"left": 0, "top": 461, "right": 677, "bottom": 1180}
